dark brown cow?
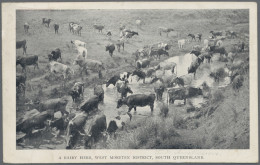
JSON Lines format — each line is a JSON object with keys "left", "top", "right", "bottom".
{"left": 16, "top": 40, "right": 27, "bottom": 55}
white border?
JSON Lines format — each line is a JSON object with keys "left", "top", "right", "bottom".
{"left": 2, "top": 2, "right": 258, "bottom": 163}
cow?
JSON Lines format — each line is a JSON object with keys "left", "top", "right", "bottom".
{"left": 16, "top": 40, "right": 27, "bottom": 55}
{"left": 133, "top": 47, "right": 151, "bottom": 61}
{"left": 117, "top": 94, "right": 156, "bottom": 112}
{"left": 232, "top": 75, "right": 244, "bottom": 92}
{"left": 42, "top": 18, "right": 52, "bottom": 27}
{"left": 178, "top": 39, "right": 185, "bottom": 49}
{"left": 158, "top": 61, "right": 176, "bottom": 74}
{"left": 69, "top": 82, "right": 84, "bottom": 102}
{"left": 71, "top": 40, "right": 87, "bottom": 48}
{"left": 80, "top": 96, "right": 101, "bottom": 113}
{"left": 216, "top": 40, "right": 223, "bottom": 47}
{"left": 75, "top": 46, "right": 87, "bottom": 59}
{"left": 136, "top": 59, "right": 151, "bottom": 69}
{"left": 16, "top": 74, "right": 26, "bottom": 95}
{"left": 209, "top": 67, "right": 227, "bottom": 82}
{"left": 116, "top": 38, "right": 125, "bottom": 52}
{"left": 149, "top": 48, "right": 169, "bottom": 60}
{"left": 106, "top": 75, "right": 121, "bottom": 87}
{"left": 48, "top": 48, "right": 62, "bottom": 61}
{"left": 94, "top": 85, "right": 104, "bottom": 103}
{"left": 158, "top": 27, "right": 174, "bottom": 37}
{"left": 16, "top": 55, "right": 39, "bottom": 72}
{"left": 53, "top": 24, "right": 59, "bottom": 34}
{"left": 16, "top": 110, "right": 54, "bottom": 135}
{"left": 49, "top": 61, "right": 74, "bottom": 79}
{"left": 171, "top": 77, "right": 185, "bottom": 87}
{"left": 106, "top": 44, "right": 115, "bottom": 57}
{"left": 209, "top": 46, "right": 227, "bottom": 56}
{"left": 226, "top": 30, "right": 237, "bottom": 39}
{"left": 196, "top": 33, "right": 202, "bottom": 42}
{"left": 69, "top": 22, "right": 78, "bottom": 32}
{"left": 65, "top": 113, "right": 88, "bottom": 149}
{"left": 74, "top": 59, "right": 104, "bottom": 74}
{"left": 38, "top": 97, "right": 69, "bottom": 116}
{"left": 120, "top": 72, "right": 131, "bottom": 81}
{"left": 154, "top": 82, "right": 165, "bottom": 101}
{"left": 116, "top": 81, "right": 133, "bottom": 98}
{"left": 204, "top": 39, "right": 209, "bottom": 49}
{"left": 132, "top": 70, "right": 146, "bottom": 83}
{"left": 106, "top": 113, "right": 132, "bottom": 138}
{"left": 186, "top": 87, "right": 203, "bottom": 97}
{"left": 72, "top": 25, "right": 82, "bottom": 36}
{"left": 125, "top": 31, "right": 138, "bottom": 39}
{"left": 167, "top": 88, "right": 187, "bottom": 104}
{"left": 188, "top": 34, "right": 196, "bottom": 41}
{"left": 136, "top": 19, "right": 144, "bottom": 29}
{"left": 24, "top": 23, "right": 29, "bottom": 34}
{"left": 93, "top": 24, "right": 105, "bottom": 33}
{"left": 210, "top": 31, "right": 222, "bottom": 38}
{"left": 188, "top": 60, "right": 200, "bottom": 78}
{"left": 84, "top": 115, "right": 107, "bottom": 148}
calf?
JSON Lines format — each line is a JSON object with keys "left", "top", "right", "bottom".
{"left": 16, "top": 40, "right": 27, "bottom": 55}
{"left": 54, "top": 24, "right": 59, "bottom": 34}
{"left": 196, "top": 33, "right": 202, "bottom": 42}
{"left": 116, "top": 38, "right": 125, "bottom": 52}
{"left": 125, "top": 31, "right": 138, "bottom": 39}
{"left": 71, "top": 40, "right": 87, "bottom": 48}
{"left": 209, "top": 46, "right": 227, "bottom": 56}
{"left": 158, "top": 27, "right": 174, "bottom": 37}
{"left": 49, "top": 61, "right": 74, "bottom": 79}
{"left": 16, "top": 55, "right": 39, "bottom": 72}
{"left": 132, "top": 70, "right": 146, "bottom": 83}
{"left": 178, "top": 39, "right": 185, "bottom": 49}
{"left": 94, "top": 85, "right": 104, "bottom": 103}
{"left": 154, "top": 83, "right": 165, "bottom": 101}
{"left": 72, "top": 25, "right": 82, "bottom": 36}
{"left": 75, "top": 46, "right": 87, "bottom": 59}
{"left": 93, "top": 24, "right": 105, "bottom": 33}
{"left": 117, "top": 94, "right": 156, "bottom": 112}
{"left": 106, "top": 44, "right": 115, "bottom": 57}
{"left": 116, "top": 81, "right": 133, "bottom": 98}
{"left": 188, "top": 34, "right": 196, "bottom": 41}
{"left": 186, "top": 87, "right": 203, "bottom": 97}
{"left": 42, "top": 18, "right": 51, "bottom": 27}
{"left": 80, "top": 96, "right": 101, "bottom": 113}
{"left": 136, "top": 59, "right": 150, "bottom": 69}
{"left": 210, "top": 31, "right": 222, "bottom": 38}
{"left": 24, "top": 23, "right": 29, "bottom": 34}
{"left": 69, "top": 82, "right": 84, "bottom": 102}
{"left": 39, "top": 98, "right": 69, "bottom": 115}
{"left": 149, "top": 48, "right": 169, "bottom": 60}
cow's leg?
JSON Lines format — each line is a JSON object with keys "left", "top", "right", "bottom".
{"left": 134, "top": 107, "right": 137, "bottom": 111}
{"left": 128, "top": 106, "right": 133, "bottom": 112}
{"left": 184, "top": 98, "right": 186, "bottom": 105}
{"left": 150, "top": 104, "right": 154, "bottom": 112}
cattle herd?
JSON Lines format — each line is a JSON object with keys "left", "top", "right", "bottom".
{"left": 16, "top": 15, "right": 248, "bottom": 149}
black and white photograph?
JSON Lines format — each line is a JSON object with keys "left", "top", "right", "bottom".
{"left": 2, "top": 1, "right": 258, "bottom": 163}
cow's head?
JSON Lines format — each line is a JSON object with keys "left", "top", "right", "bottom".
{"left": 117, "top": 99, "right": 123, "bottom": 108}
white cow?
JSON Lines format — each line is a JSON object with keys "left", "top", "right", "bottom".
{"left": 178, "top": 39, "right": 185, "bottom": 49}
{"left": 216, "top": 40, "right": 224, "bottom": 47}
{"left": 49, "top": 61, "right": 74, "bottom": 79}
{"left": 75, "top": 46, "right": 87, "bottom": 59}
{"left": 204, "top": 39, "right": 209, "bottom": 49}
{"left": 136, "top": 19, "right": 144, "bottom": 29}
{"left": 71, "top": 40, "right": 86, "bottom": 48}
